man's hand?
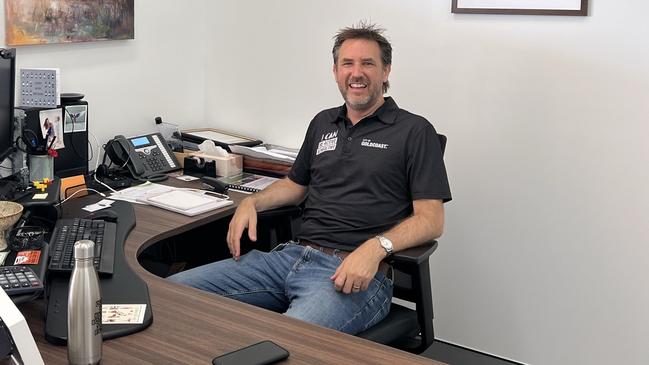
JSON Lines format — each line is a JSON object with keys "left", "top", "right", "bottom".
{"left": 224, "top": 178, "right": 307, "bottom": 261}
{"left": 226, "top": 198, "right": 258, "bottom": 260}
{"left": 330, "top": 239, "right": 387, "bottom": 294}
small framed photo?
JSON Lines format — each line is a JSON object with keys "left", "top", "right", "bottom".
{"left": 64, "top": 105, "right": 88, "bottom": 133}
{"left": 452, "top": 0, "right": 588, "bottom": 16}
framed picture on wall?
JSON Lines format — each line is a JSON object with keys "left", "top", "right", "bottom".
{"left": 4, "top": 0, "right": 135, "bottom": 46}
{"left": 451, "top": 0, "right": 588, "bottom": 16}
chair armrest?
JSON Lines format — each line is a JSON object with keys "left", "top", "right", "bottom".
{"left": 257, "top": 205, "right": 302, "bottom": 219}
{"left": 251, "top": 205, "right": 302, "bottom": 251}
{"left": 388, "top": 241, "right": 438, "bottom": 265}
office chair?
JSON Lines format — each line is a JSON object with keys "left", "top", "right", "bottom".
{"left": 253, "top": 134, "right": 447, "bottom": 354}
{"left": 355, "top": 133, "right": 447, "bottom": 353}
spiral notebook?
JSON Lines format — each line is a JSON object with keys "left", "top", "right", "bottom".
{"left": 217, "top": 173, "right": 278, "bottom": 193}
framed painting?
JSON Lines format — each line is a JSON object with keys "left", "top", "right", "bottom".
{"left": 452, "top": 0, "right": 588, "bottom": 16}
{"left": 4, "top": 0, "right": 135, "bottom": 46}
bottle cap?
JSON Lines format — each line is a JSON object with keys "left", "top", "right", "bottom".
{"left": 74, "top": 240, "right": 95, "bottom": 259}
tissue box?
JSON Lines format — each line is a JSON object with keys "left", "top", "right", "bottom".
{"left": 191, "top": 152, "right": 242, "bottom": 177}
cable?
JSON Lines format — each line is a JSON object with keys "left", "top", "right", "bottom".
{"left": 55, "top": 188, "right": 106, "bottom": 207}
{"left": 63, "top": 107, "right": 92, "bottom": 162}
{"left": 88, "top": 131, "right": 117, "bottom": 194}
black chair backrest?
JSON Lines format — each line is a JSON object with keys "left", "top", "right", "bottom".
{"left": 437, "top": 134, "right": 446, "bottom": 156}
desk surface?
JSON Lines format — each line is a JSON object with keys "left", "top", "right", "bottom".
{"left": 19, "top": 188, "right": 441, "bottom": 364}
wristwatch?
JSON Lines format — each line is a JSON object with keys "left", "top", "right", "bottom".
{"left": 376, "top": 235, "right": 393, "bottom": 256}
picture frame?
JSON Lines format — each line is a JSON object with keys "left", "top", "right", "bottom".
{"left": 4, "top": 0, "right": 134, "bottom": 46}
{"left": 451, "top": 0, "right": 588, "bottom": 16}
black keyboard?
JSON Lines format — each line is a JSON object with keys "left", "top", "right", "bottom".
{"left": 48, "top": 218, "right": 117, "bottom": 275}
{"left": 0, "top": 266, "right": 44, "bottom": 296}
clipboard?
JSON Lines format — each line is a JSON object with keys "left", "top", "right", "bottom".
{"left": 181, "top": 128, "right": 262, "bottom": 152}
{"left": 137, "top": 189, "right": 233, "bottom": 216}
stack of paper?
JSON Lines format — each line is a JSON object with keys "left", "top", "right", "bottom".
{"left": 110, "top": 183, "right": 233, "bottom": 216}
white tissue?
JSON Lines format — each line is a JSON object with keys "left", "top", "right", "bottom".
{"left": 197, "top": 140, "right": 229, "bottom": 160}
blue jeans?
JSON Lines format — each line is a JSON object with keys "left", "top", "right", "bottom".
{"left": 168, "top": 242, "right": 393, "bottom": 335}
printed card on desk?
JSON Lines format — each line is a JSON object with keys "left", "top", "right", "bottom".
{"left": 14, "top": 250, "right": 41, "bottom": 265}
{"left": 102, "top": 304, "right": 147, "bottom": 324}
{"left": 83, "top": 199, "right": 115, "bottom": 212}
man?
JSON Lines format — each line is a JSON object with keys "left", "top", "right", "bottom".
{"left": 169, "top": 22, "right": 451, "bottom": 335}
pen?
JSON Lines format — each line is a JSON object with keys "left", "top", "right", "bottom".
{"left": 47, "top": 136, "right": 57, "bottom": 150}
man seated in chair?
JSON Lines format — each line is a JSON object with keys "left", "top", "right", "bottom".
{"left": 169, "top": 22, "right": 451, "bottom": 335}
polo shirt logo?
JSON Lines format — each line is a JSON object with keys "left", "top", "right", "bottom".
{"left": 316, "top": 130, "right": 338, "bottom": 155}
{"left": 361, "top": 138, "right": 389, "bottom": 150}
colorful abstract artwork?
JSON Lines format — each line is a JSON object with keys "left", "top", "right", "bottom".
{"left": 4, "top": 0, "right": 134, "bottom": 46}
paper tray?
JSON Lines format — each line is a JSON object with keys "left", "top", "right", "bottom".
{"left": 181, "top": 128, "right": 262, "bottom": 152}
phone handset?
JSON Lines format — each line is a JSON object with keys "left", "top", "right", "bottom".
{"left": 104, "top": 133, "right": 178, "bottom": 181}
{"left": 113, "top": 135, "right": 146, "bottom": 178}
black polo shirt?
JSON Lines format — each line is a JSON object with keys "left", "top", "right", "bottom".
{"left": 288, "top": 97, "right": 451, "bottom": 251}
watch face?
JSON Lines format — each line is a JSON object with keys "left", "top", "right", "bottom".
{"left": 378, "top": 236, "right": 393, "bottom": 253}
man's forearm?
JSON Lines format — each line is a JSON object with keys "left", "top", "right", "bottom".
{"left": 247, "top": 177, "right": 307, "bottom": 212}
{"left": 361, "top": 199, "right": 444, "bottom": 259}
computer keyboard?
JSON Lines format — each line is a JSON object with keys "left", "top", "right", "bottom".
{"left": 48, "top": 218, "right": 117, "bottom": 275}
{"left": 0, "top": 266, "right": 44, "bottom": 296}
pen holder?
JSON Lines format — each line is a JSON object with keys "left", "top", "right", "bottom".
{"left": 29, "top": 154, "right": 54, "bottom": 181}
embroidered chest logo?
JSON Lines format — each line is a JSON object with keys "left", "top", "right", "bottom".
{"left": 316, "top": 130, "right": 338, "bottom": 155}
{"left": 361, "top": 138, "right": 389, "bottom": 150}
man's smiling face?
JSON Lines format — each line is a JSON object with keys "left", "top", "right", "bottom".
{"left": 333, "top": 38, "right": 391, "bottom": 112}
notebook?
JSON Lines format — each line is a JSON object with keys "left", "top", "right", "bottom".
{"left": 138, "top": 189, "right": 233, "bottom": 216}
{"left": 217, "top": 173, "right": 278, "bottom": 193}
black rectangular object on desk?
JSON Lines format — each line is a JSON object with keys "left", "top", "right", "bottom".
{"left": 183, "top": 156, "right": 217, "bottom": 178}
{"left": 48, "top": 218, "right": 117, "bottom": 275}
{"left": 45, "top": 201, "right": 153, "bottom": 345}
{"left": 16, "top": 177, "right": 60, "bottom": 208}
{"left": 57, "top": 99, "right": 89, "bottom": 177}
{"left": 212, "top": 340, "right": 290, "bottom": 365}
{"left": 4, "top": 243, "right": 49, "bottom": 305}
{"left": 21, "top": 101, "right": 89, "bottom": 179}
{"left": 0, "top": 266, "right": 43, "bottom": 296}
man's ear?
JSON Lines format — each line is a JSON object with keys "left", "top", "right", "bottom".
{"left": 383, "top": 64, "right": 392, "bottom": 83}
{"left": 332, "top": 63, "right": 337, "bottom": 79}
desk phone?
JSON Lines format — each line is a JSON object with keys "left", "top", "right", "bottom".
{"left": 105, "top": 133, "right": 180, "bottom": 179}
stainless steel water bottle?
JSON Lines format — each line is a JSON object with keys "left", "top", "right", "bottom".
{"left": 67, "top": 240, "right": 102, "bottom": 365}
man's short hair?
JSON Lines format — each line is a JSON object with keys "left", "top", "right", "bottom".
{"left": 332, "top": 21, "right": 392, "bottom": 93}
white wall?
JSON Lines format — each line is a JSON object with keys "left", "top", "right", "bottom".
{"left": 205, "top": 1, "right": 649, "bottom": 365}
{"left": 2, "top": 1, "right": 648, "bottom": 364}
{"left": 0, "top": 0, "right": 209, "bottom": 168}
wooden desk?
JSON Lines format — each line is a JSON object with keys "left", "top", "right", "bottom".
{"left": 18, "top": 191, "right": 441, "bottom": 364}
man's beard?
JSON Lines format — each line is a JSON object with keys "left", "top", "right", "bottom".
{"left": 339, "top": 77, "right": 382, "bottom": 111}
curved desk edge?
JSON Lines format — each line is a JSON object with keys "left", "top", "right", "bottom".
{"left": 24, "top": 190, "right": 441, "bottom": 364}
